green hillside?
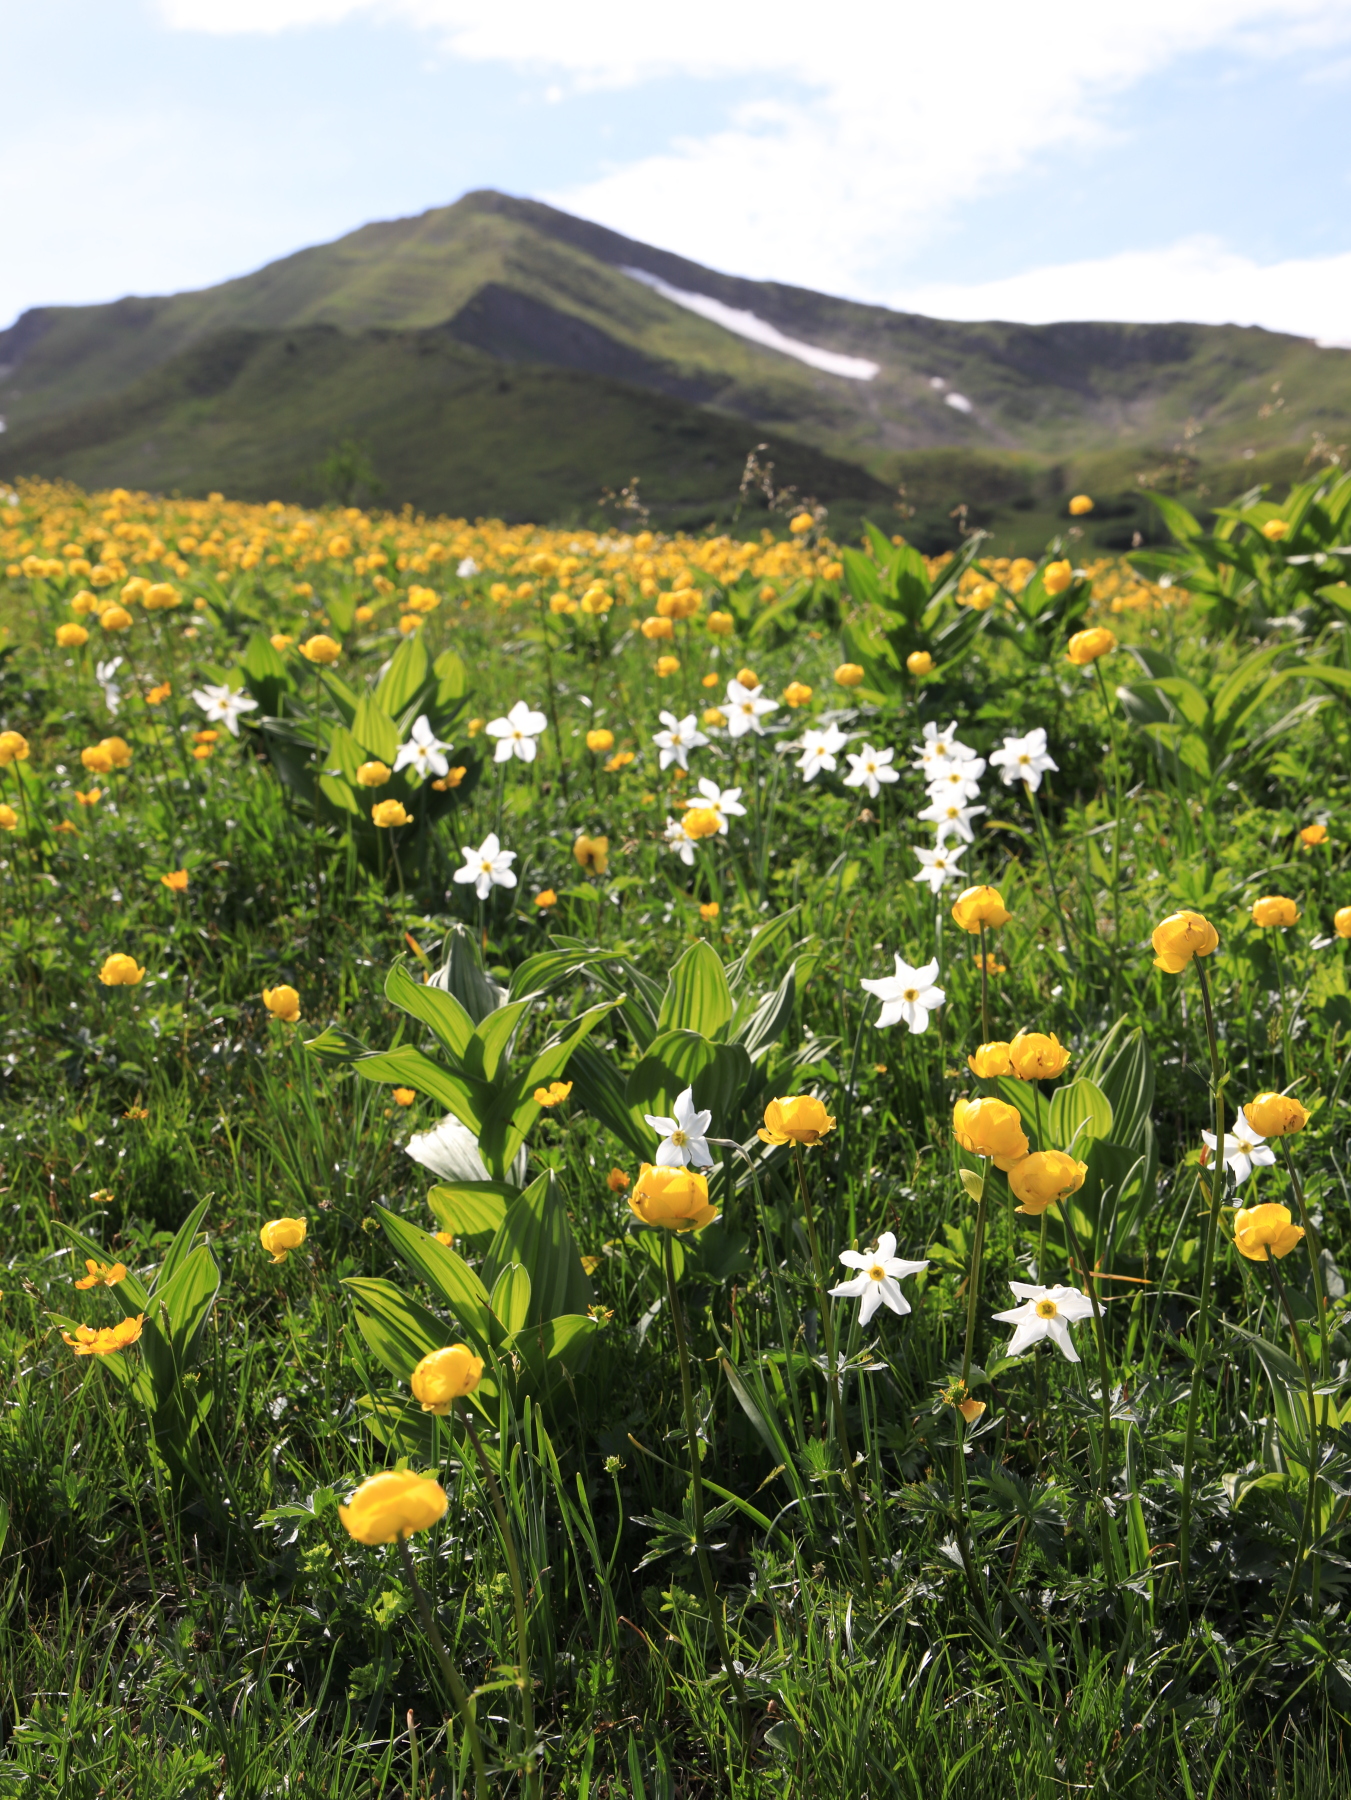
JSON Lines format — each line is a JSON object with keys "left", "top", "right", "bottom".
{"left": 2, "top": 187, "right": 1348, "bottom": 536}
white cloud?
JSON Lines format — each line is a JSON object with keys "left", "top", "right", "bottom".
{"left": 623, "top": 267, "right": 879, "bottom": 377}
{"left": 894, "top": 237, "right": 1351, "bottom": 344}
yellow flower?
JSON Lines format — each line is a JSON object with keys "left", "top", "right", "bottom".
{"left": 1008, "top": 1150, "right": 1087, "bottom": 1215}
{"left": 641, "top": 616, "right": 675, "bottom": 641}
{"left": 655, "top": 654, "right": 680, "bottom": 676}
{"left": 1068, "top": 494, "right": 1094, "bottom": 516}
{"left": 573, "top": 834, "right": 609, "bottom": 874}
{"left": 629, "top": 1163, "right": 718, "bottom": 1232}
{"left": 973, "top": 951, "right": 1006, "bottom": 975}
{"left": 700, "top": 901, "right": 720, "bottom": 920}
{"left": 952, "top": 1096, "right": 1029, "bottom": 1171}
{"left": 586, "top": 729, "right": 615, "bottom": 753}
{"left": 432, "top": 766, "right": 467, "bottom": 791}
{"left": 1066, "top": 627, "right": 1117, "bottom": 665}
{"left": 702, "top": 707, "right": 727, "bottom": 727}
{"left": 339, "top": 1470, "right": 448, "bottom": 1544}
{"left": 534, "top": 1079, "right": 573, "bottom": 1107}
{"left": 1233, "top": 1202, "right": 1304, "bottom": 1262}
{"left": 74, "top": 1258, "right": 128, "bottom": 1290}
{"left": 735, "top": 667, "right": 759, "bottom": 690}
{"left": 682, "top": 807, "right": 721, "bottom": 841}
{"left": 789, "top": 511, "right": 815, "bottom": 534}
{"left": 260, "top": 1217, "right": 307, "bottom": 1264}
{"left": 1150, "top": 909, "right": 1219, "bottom": 972}
{"left": 906, "top": 650, "right": 934, "bottom": 675}
{"left": 56, "top": 622, "right": 89, "bottom": 648}
{"left": 99, "top": 953, "right": 145, "bottom": 987}
{"left": 580, "top": 586, "right": 613, "bottom": 615}
{"left": 0, "top": 731, "right": 30, "bottom": 765}
{"left": 62, "top": 1314, "right": 145, "bottom": 1356}
{"left": 194, "top": 729, "right": 219, "bottom": 746}
{"left": 1243, "top": 1092, "right": 1310, "bottom": 1138}
{"left": 1008, "top": 1031, "right": 1072, "bottom": 1081}
{"left": 144, "top": 582, "right": 179, "bottom": 611}
{"left": 958, "top": 1398, "right": 987, "bottom": 1424}
{"left": 372, "top": 799, "right": 411, "bottom": 828}
{"left": 160, "top": 869, "right": 189, "bottom": 892}
{"left": 263, "top": 984, "right": 301, "bottom": 1022}
{"left": 759, "top": 1094, "right": 836, "bottom": 1145}
{"left": 834, "top": 663, "right": 865, "bottom": 687}
{"left": 782, "top": 680, "right": 814, "bottom": 706}
{"left": 300, "top": 635, "right": 342, "bottom": 665}
{"left": 951, "top": 885, "right": 1013, "bottom": 933}
{"left": 1252, "top": 894, "right": 1298, "bottom": 928}
{"left": 411, "top": 1344, "right": 483, "bottom": 1414}
{"left": 1335, "top": 906, "right": 1351, "bottom": 939}
{"left": 146, "top": 682, "right": 172, "bottom": 705}
{"left": 356, "top": 760, "right": 391, "bottom": 788}
{"left": 270, "top": 633, "right": 294, "bottom": 651}
{"left": 1262, "top": 519, "right": 1289, "bottom": 541}
{"left": 534, "top": 889, "right": 557, "bottom": 909}
{"left": 99, "top": 604, "right": 133, "bottom": 631}
{"left": 354, "top": 606, "right": 375, "bottom": 625}
{"left": 607, "top": 1166, "right": 631, "bottom": 1192}
{"left": 398, "top": 614, "right": 422, "bottom": 635}
{"left": 392, "top": 1087, "right": 417, "bottom": 1106}
{"left": 605, "top": 750, "right": 635, "bottom": 772}
{"left": 0, "top": 805, "right": 15, "bottom": 832}
{"left": 75, "top": 788, "right": 102, "bottom": 806}
{"left": 71, "top": 591, "right": 98, "bottom": 615}
{"left": 707, "top": 611, "right": 735, "bottom": 636}
{"left": 1300, "top": 824, "right": 1328, "bottom": 846}
{"left": 967, "top": 1041, "right": 1012, "bottom": 1078}
{"left": 1042, "top": 560, "right": 1074, "bottom": 596}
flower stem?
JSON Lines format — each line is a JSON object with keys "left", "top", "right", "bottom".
{"left": 1278, "top": 1140, "right": 1329, "bottom": 1382}
{"left": 394, "top": 1536, "right": 489, "bottom": 1800}
{"left": 1267, "top": 1253, "right": 1322, "bottom": 1631}
{"left": 1092, "top": 661, "right": 1125, "bottom": 995}
{"left": 1024, "top": 779, "right": 1074, "bottom": 970}
{"left": 978, "top": 923, "right": 991, "bottom": 1044}
{"left": 951, "top": 1158, "right": 991, "bottom": 1619}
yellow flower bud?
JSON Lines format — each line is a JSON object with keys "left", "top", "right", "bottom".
{"left": 1262, "top": 519, "right": 1288, "bottom": 541}
{"left": 789, "top": 512, "right": 814, "bottom": 534}
{"left": 833, "top": 663, "right": 865, "bottom": 687}
{"left": 1042, "top": 560, "right": 1074, "bottom": 596}
{"left": 0, "top": 805, "right": 17, "bottom": 831}
{"left": 372, "top": 799, "right": 411, "bottom": 828}
{"left": 629, "top": 1163, "right": 718, "bottom": 1232}
{"left": 160, "top": 869, "right": 189, "bottom": 892}
{"left": 906, "top": 650, "right": 934, "bottom": 675}
{"left": 1242, "top": 1092, "right": 1309, "bottom": 1139}
{"left": 681, "top": 807, "right": 721, "bottom": 841}
{"left": 1335, "top": 906, "right": 1351, "bottom": 939}
{"left": 586, "top": 729, "right": 615, "bottom": 753}
{"left": 655, "top": 654, "right": 681, "bottom": 676}
{"left": 56, "top": 622, "right": 89, "bottom": 648}
{"left": 534, "top": 889, "right": 557, "bottom": 908}
{"left": 1007, "top": 1150, "right": 1087, "bottom": 1215}
{"left": 952, "top": 1096, "right": 1029, "bottom": 1171}
{"left": 1251, "top": 894, "right": 1297, "bottom": 928}
{"left": 1150, "top": 910, "right": 1219, "bottom": 973}
{"left": 1008, "top": 1031, "right": 1072, "bottom": 1081}
{"left": 640, "top": 616, "right": 675, "bottom": 641}
{"left": 263, "top": 984, "right": 301, "bottom": 1022}
{"left": 951, "top": 885, "right": 1013, "bottom": 933}
{"left": 356, "top": 760, "right": 391, "bottom": 787}
{"left": 1300, "top": 824, "right": 1328, "bottom": 846}
{"left": 967, "top": 1041, "right": 1012, "bottom": 1078}
{"left": 259, "top": 1216, "right": 307, "bottom": 1264}
{"left": 1066, "top": 627, "right": 1117, "bottom": 665}
{"left": 0, "top": 731, "right": 30, "bottom": 765}
{"left": 1068, "top": 494, "right": 1094, "bottom": 516}
{"left": 783, "top": 681, "right": 813, "bottom": 707}
{"left": 1232, "top": 1202, "right": 1304, "bottom": 1262}
{"left": 339, "top": 1470, "right": 448, "bottom": 1545}
{"left": 411, "top": 1344, "right": 484, "bottom": 1414}
{"left": 573, "top": 834, "right": 609, "bottom": 873}
{"left": 606, "top": 1166, "right": 631, "bottom": 1191}
{"left": 99, "top": 953, "right": 145, "bottom": 987}
{"left": 758, "top": 1095, "right": 836, "bottom": 1145}
{"left": 99, "top": 605, "right": 133, "bottom": 631}
{"left": 300, "top": 635, "right": 342, "bottom": 665}
{"left": 706, "top": 611, "right": 735, "bottom": 636}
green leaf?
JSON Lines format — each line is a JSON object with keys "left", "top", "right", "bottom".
{"left": 477, "top": 999, "right": 619, "bottom": 1177}
{"left": 466, "top": 999, "right": 532, "bottom": 1083}
{"left": 490, "top": 1263, "right": 532, "bottom": 1334}
{"left": 384, "top": 960, "right": 475, "bottom": 1059}
{"left": 352, "top": 694, "right": 401, "bottom": 763}
{"left": 141, "top": 1245, "right": 221, "bottom": 1406}
{"left": 426, "top": 1182, "right": 514, "bottom": 1249}
{"left": 656, "top": 940, "right": 733, "bottom": 1038}
{"left": 351, "top": 1045, "right": 491, "bottom": 1133}
{"left": 1078, "top": 1019, "right": 1154, "bottom": 1151}
{"left": 567, "top": 1044, "right": 652, "bottom": 1161}
{"left": 502, "top": 1313, "right": 597, "bottom": 1388}
{"left": 374, "top": 629, "right": 430, "bottom": 714}
{"left": 480, "top": 1169, "right": 592, "bottom": 1322}
{"left": 344, "top": 1276, "right": 448, "bottom": 1381}
{"left": 373, "top": 1208, "right": 495, "bottom": 1357}
{"left": 626, "top": 1031, "right": 752, "bottom": 1145}
{"left": 1047, "top": 1078, "right": 1113, "bottom": 1154}
{"left": 155, "top": 1197, "right": 212, "bottom": 1292}
{"left": 433, "top": 647, "right": 469, "bottom": 703}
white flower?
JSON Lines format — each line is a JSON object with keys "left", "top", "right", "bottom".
{"left": 925, "top": 759, "right": 986, "bottom": 803}
{"left": 1202, "top": 1114, "right": 1277, "bottom": 1185}
{"left": 663, "top": 815, "right": 697, "bottom": 865}
{"left": 912, "top": 719, "right": 978, "bottom": 774}
{"left": 842, "top": 743, "right": 900, "bottom": 798}
{"left": 452, "top": 832, "right": 517, "bottom": 900}
{"left": 192, "top": 681, "right": 258, "bottom": 736}
{"left": 644, "top": 1086, "right": 714, "bottom": 1168}
{"left": 652, "top": 711, "right": 708, "bottom": 771}
{"left": 724, "top": 678, "right": 779, "bottom": 739}
{"left": 917, "top": 794, "right": 987, "bottom": 845}
{"left": 911, "top": 843, "right": 967, "bottom": 892}
{"left": 683, "top": 778, "right": 745, "bottom": 833}
{"left": 992, "top": 1282, "right": 1095, "bottom": 1362}
{"left": 96, "top": 657, "right": 124, "bottom": 716}
{"left": 393, "top": 714, "right": 451, "bottom": 780}
{"left": 829, "top": 1232, "right": 929, "bottom": 1327}
{"left": 860, "top": 955, "right": 945, "bottom": 1033}
{"left": 795, "top": 723, "right": 848, "bottom": 782}
{"left": 485, "top": 700, "right": 548, "bottom": 764}
{"left": 989, "top": 727, "right": 1058, "bottom": 793}
{"left": 457, "top": 556, "right": 479, "bottom": 578}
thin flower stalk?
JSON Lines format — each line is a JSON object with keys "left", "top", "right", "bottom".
{"left": 1266, "top": 1252, "right": 1323, "bottom": 1630}
{"left": 1277, "top": 1140, "right": 1329, "bottom": 1381}
{"left": 1023, "top": 779, "right": 1075, "bottom": 970}
{"left": 394, "top": 1536, "right": 490, "bottom": 1800}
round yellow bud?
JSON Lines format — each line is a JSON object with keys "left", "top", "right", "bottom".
{"left": 1066, "top": 627, "right": 1117, "bottom": 665}
{"left": 1262, "top": 519, "right": 1288, "bottom": 542}
{"left": 1068, "top": 494, "right": 1094, "bottom": 516}
{"left": 951, "top": 886, "right": 1013, "bottom": 933}
{"left": 356, "top": 760, "right": 391, "bottom": 788}
{"left": 372, "top": 799, "right": 411, "bottom": 828}
{"left": 411, "top": 1344, "right": 484, "bottom": 1414}
{"left": 789, "top": 512, "right": 814, "bottom": 534}
{"left": 640, "top": 616, "right": 675, "bottom": 642}
{"left": 263, "top": 984, "right": 301, "bottom": 1022}
{"left": 952, "top": 1096, "right": 1029, "bottom": 1171}
{"left": 300, "top": 635, "right": 342, "bottom": 665}
{"left": 1151, "top": 910, "right": 1219, "bottom": 973}
{"left": 758, "top": 1095, "right": 836, "bottom": 1145}
{"left": 629, "top": 1163, "right": 718, "bottom": 1232}
{"left": 1008, "top": 1031, "right": 1072, "bottom": 1082}
{"left": 1300, "top": 824, "right": 1328, "bottom": 846}
{"left": 339, "top": 1470, "right": 448, "bottom": 1545}
{"left": 906, "top": 650, "right": 934, "bottom": 675}
{"left": 706, "top": 611, "right": 735, "bottom": 636}
{"left": 1042, "top": 560, "right": 1074, "bottom": 596}
{"left": 99, "top": 953, "right": 145, "bottom": 987}
{"left": 0, "top": 805, "right": 17, "bottom": 831}
{"left": 655, "top": 654, "right": 680, "bottom": 676}
{"left": 1242, "top": 1093, "right": 1310, "bottom": 1139}
{"left": 1232, "top": 1202, "right": 1304, "bottom": 1262}
{"left": 834, "top": 663, "right": 865, "bottom": 688}
{"left": 56, "top": 622, "right": 89, "bottom": 648}
{"left": 0, "top": 731, "right": 31, "bottom": 765}
{"left": 967, "top": 1041, "right": 1012, "bottom": 1078}
{"left": 260, "top": 1216, "right": 307, "bottom": 1263}
{"left": 1252, "top": 895, "right": 1298, "bottom": 928}
{"left": 586, "top": 729, "right": 615, "bottom": 752}
{"left": 1335, "top": 906, "right": 1351, "bottom": 939}
{"left": 783, "top": 681, "right": 813, "bottom": 707}
{"left": 1007, "top": 1150, "right": 1087, "bottom": 1215}
{"left": 99, "top": 605, "right": 133, "bottom": 631}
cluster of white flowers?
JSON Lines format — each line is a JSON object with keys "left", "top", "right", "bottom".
{"left": 909, "top": 718, "right": 985, "bottom": 895}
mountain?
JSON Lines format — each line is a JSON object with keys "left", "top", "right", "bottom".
{"left": 2, "top": 189, "right": 1346, "bottom": 541}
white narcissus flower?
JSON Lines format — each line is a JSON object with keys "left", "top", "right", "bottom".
{"left": 843, "top": 743, "right": 900, "bottom": 798}
{"left": 829, "top": 1232, "right": 930, "bottom": 1326}
{"left": 652, "top": 711, "right": 708, "bottom": 770}
{"left": 917, "top": 794, "right": 987, "bottom": 844}
{"left": 911, "top": 843, "right": 967, "bottom": 892}
{"left": 663, "top": 815, "right": 697, "bottom": 865}
{"left": 925, "top": 759, "right": 986, "bottom": 803}
{"left": 452, "top": 832, "right": 517, "bottom": 900}
{"left": 912, "top": 719, "right": 978, "bottom": 774}
{"left": 406, "top": 1113, "right": 527, "bottom": 1186}
{"left": 97, "top": 657, "right": 124, "bottom": 716}
{"left": 1202, "top": 1114, "right": 1277, "bottom": 1185}
{"left": 192, "top": 681, "right": 258, "bottom": 736}
{"left": 795, "top": 723, "right": 848, "bottom": 782}
{"left": 992, "top": 1282, "right": 1095, "bottom": 1362}
{"left": 644, "top": 1086, "right": 714, "bottom": 1168}
{"left": 860, "top": 955, "right": 945, "bottom": 1033}
{"left": 989, "top": 727, "right": 1058, "bottom": 792}
{"left": 457, "top": 556, "right": 479, "bottom": 578}
{"left": 393, "top": 714, "right": 451, "bottom": 779}
{"left": 682, "top": 778, "right": 745, "bottom": 833}
{"left": 724, "top": 679, "right": 780, "bottom": 739}
{"left": 485, "top": 700, "right": 548, "bottom": 764}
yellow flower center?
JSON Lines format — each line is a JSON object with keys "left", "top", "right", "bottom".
{"left": 868, "top": 1263, "right": 887, "bottom": 1283}
{"left": 902, "top": 987, "right": 918, "bottom": 1002}
{"left": 1035, "top": 1298, "right": 1058, "bottom": 1319}
{"left": 670, "top": 1129, "right": 688, "bottom": 1146}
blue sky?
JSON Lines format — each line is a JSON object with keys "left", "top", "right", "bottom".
{"left": 6, "top": 0, "right": 1351, "bottom": 339}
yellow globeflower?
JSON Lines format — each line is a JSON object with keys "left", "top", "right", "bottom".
{"left": 1300, "top": 824, "right": 1328, "bottom": 846}
{"left": 1262, "top": 519, "right": 1288, "bottom": 541}
{"left": 270, "top": 633, "right": 294, "bottom": 651}
{"left": 706, "top": 611, "right": 735, "bottom": 636}
{"left": 833, "top": 663, "right": 865, "bottom": 687}
{"left": 1066, "top": 627, "right": 1117, "bottom": 665}
{"left": 1243, "top": 1092, "right": 1310, "bottom": 1139}
{"left": 263, "top": 984, "right": 301, "bottom": 1022}
{"left": 606, "top": 1166, "right": 631, "bottom": 1192}
{"left": 1042, "top": 560, "right": 1074, "bottom": 596}
{"left": 789, "top": 512, "right": 815, "bottom": 534}
{"left": 573, "top": 833, "right": 609, "bottom": 874}
{"left": 951, "top": 885, "right": 1013, "bottom": 933}
{"left": 682, "top": 807, "right": 721, "bottom": 841}
{"left": 1008, "top": 1151, "right": 1087, "bottom": 1215}
{"left": 1068, "top": 494, "right": 1094, "bottom": 516}
{"left": 533, "top": 1079, "right": 573, "bottom": 1107}
{"left": 339, "top": 1470, "right": 448, "bottom": 1545}
{"left": 0, "top": 731, "right": 30, "bottom": 765}
{"left": 640, "top": 616, "right": 675, "bottom": 641}
{"left": 75, "top": 1258, "right": 128, "bottom": 1290}
{"left": 372, "top": 799, "right": 411, "bottom": 828}
{"left": 300, "top": 635, "right": 342, "bottom": 665}
{"left": 906, "top": 650, "right": 934, "bottom": 675}
{"left": 160, "top": 869, "right": 189, "bottom": 892}
{"left": 56, "top": 622, "right": 89, "bottom": 648}
{"left": 99, "top": 605, "right": 133, "bottom": 631}
{"left": 259, "top": 1217, "right": 307, "bottom": 1264}
{"left": 101, "top": 736, "right": 132, "bottom": 769}
{"left": 967, "top": 1041, "right": 1012, "bottom": 1078}
{"left": 586, "top": 729, "right": 615, "bottom": 753}
{"left": 0, "top": 805, "right": 15, "bottom": 832}
{"left": 700, "top": 901, "right": 720, "bottom": 920}
{"left": 99, "top": 953, "right": 145, "bottom": 987}
{"left": 411, "top": 1345, "right": 484, "bottom": 1414}
{"left": 629, "top": 1163, "right": 718, "bottom": 1232}
{"left": 783, "top": 680, "right": 813, "bottom": 706}
{"left": 391, "top": 1087, "right": 416, "bottom": 1106}
{"left": 62, "top": 1314, "right": 145, "bottom": 1357}
{"left": 952, "top": 1096, "right": 1029, "bottom": 1171}
{"left": 655, "top": 654, "right": 680, "bottom": 677}
{"left": 1150, "top": 910, "right": 1219, "bottom": 973}
{"left": 534, "top": 889, "right": 557, "bottom": 909}
{"left": 759, "top": 1095, "right": 836, "bottom": 1145}
{"left": 735, "top": 667, "right": 759, "bottom": 690}
{"left": 1252, "top": 895, "right": 1298, "bottom": 928}
{"left": 1008, "top": 1031, "right": 1072, "bottom": 1081}
{"left": 356, "top": 760, "right": 391, "bottom": 788}
{"left": 81, "top": 742, "right": 113, "bottom": 773}
{"left": 1335, "top": 906, "right": 1351, "bottom": 939}
{"left": 1232, "top": 1202, "right": 1304, "bottom": 1262}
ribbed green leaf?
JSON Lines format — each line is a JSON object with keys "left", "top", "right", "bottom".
{"left": 385, "top": 959, "right": 475, "bottom": 1059}
{"left": 657, "top": 941, "right": 733, "bottom": 1038}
